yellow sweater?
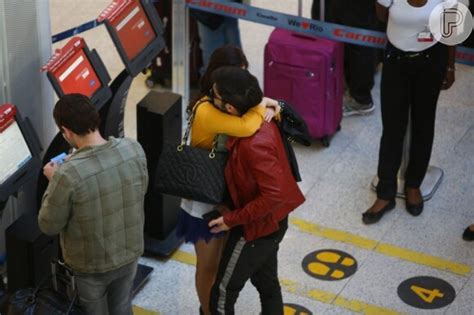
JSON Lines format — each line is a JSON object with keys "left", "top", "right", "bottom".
{"left": 191, "top": 100, "right": 265, "bottom": 149}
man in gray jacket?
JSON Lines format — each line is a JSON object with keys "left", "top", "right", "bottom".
{"left": 39, "top": 94, "right": 148, "bottom": 315}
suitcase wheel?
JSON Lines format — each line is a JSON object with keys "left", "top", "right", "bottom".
{"left": 337, "top": 125, "right": 341, "bottom": 132}
{"left": 321, "top": 137, "right": 330, "bottom": 147}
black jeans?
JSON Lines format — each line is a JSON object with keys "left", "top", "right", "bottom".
{"left": 311, "top": 0, "right": 378, "bottom": 105}
{"left": 376, "top": 43, "right": 448, "bottom": 200}
{"left": 210, "top": 218, "right": 288, "bottom": 315}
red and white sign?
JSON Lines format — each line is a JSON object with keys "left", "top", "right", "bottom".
{"left": 98, "top": 0, "right": 155, "bottom": 60}
{"left": 42, "top": 37, "right": 102, "bottom": 98}
{"left": 0, "top": 104, "right": 16, "bottom": 133}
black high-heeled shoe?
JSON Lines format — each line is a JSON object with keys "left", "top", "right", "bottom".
{"left": 462, "top": 226, "right": 474, "bottom": 241}
{"left": 405, "top": 188, "right": 424, "bottom": 216}
{"left": 362, "top": 199, "right": 396, "bottom": 225}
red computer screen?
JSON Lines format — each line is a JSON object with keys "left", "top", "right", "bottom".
{"left": 109, "top": 0, "right": 156, "bottom": 60}
{"left": 43, "top": 37, "right": 102, "bottom": 98}
{"left": 52, "top": 50, "right": 102, "bottom": 98}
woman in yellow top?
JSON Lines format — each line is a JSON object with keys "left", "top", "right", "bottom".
{"left": 177, "top": 46, "right": 280, "bottom": 315}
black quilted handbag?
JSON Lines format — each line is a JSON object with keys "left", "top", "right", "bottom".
{"left": 155, "top": 103, "right": 228, "bottom": 204}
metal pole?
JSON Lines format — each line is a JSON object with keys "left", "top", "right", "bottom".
{"left": 320, "top": 0, "right": 325, "bottom": 21}
{"left": 172, "top": 0, "right": 190, "bottom": 130}
{"left": 298, "top": 0, "right": 302, "bottom": 17}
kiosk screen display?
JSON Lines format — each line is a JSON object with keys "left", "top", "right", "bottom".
{"left": 110, "top": 1, "right": 156, "bottom": 60}
{"left": 52, "top": 48, "right": 102, "bottom": 98}
{"left": 0, "top": 121, "right": 32, "bottom": 185}
{"left": 42, "top": 37, "right": 106, "bottom": 100}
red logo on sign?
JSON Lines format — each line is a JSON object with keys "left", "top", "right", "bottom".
{"left": 301, "top": 22, "right": 310, "bottom": 30}
{"left": 187, "top": 0, "right": 247, "bottom": 17}
{"left": 333, "top": 29, "right": 386, "bottom": 46}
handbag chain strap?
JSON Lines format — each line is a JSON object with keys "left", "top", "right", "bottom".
{"left": 177, "top": 100, "right": 219, "bottom": 159}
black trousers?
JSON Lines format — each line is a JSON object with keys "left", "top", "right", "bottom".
{"left": 210, "top": 218, "right": 288, "bottom": 315}
{"left": 311, "top": 0, "right": 378, "bottom": 105}
{"left": 376, "top": 43, "right": 448, "bottom": 200}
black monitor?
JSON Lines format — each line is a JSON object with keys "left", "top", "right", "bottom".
{"left": 98, "top": 0, "right": 165, "bottom": 77}
{"left": 42, "top": 37, "right": 112, "bottom": 110}
{"left": 0, "top": 104, "right": 41, "bottom": 202}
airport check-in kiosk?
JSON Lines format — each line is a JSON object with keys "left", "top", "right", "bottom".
{"left": 43, "top": 37, "right": 112, "bottom": 110}
{"left": 99, "top": 0, "right": 182, "bottom": 256}
{"left": 0, "top": 104, "right": 59, "bottom": 293}
{"left": 0, "top": 104, "right": 41, "bottom": 205}
{"left": 98, "top": 0, "right": 165, "bottom": 77}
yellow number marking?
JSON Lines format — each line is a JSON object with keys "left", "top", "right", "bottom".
{"left": 410, "top": 285, "right": 444, "bottom": 303}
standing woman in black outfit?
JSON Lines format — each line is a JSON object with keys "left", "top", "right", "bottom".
{"left": 363, "top": 0, "right": 458, "bottom": 224}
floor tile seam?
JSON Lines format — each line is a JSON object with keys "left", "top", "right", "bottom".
{"left": 289, "top": 217, "right": 472, "bottom": 277}
{"left": 442, "top": 274, "right": 472, "bottom": 315}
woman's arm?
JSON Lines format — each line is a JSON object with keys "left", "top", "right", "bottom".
{"left": 201, "top": 103, "right": 266, "bottom": 137}
{"left": 376, "top": 2, "right": 390, "bottom": 23}
{"left": 442, "top": 46, "right": 456, "bottom": 90}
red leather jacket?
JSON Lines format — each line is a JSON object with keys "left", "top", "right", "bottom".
{"left": 223, "top": 121, "right": 305, "bottom": 241}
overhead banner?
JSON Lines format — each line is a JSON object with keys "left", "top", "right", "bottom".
{"left": 51, "top": 0, "right": 474, "bottom": 65}
{"left": 186, "top": 0, "right": 474, "bottom": 66}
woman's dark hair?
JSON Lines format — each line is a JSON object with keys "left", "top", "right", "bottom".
{"left": 53, "top": 94, "right": 100, "bottom": 136}
{"left": 211, "top": 67, "right": 263, "bottom": 115}
{"left": 187, "top": 45, "right": 248, "bottom": 113}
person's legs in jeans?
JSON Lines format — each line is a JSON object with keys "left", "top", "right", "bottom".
{"left": 107, "top": 260, "right": 139, "bottom": 315}
{"left": 75, "top": 273, "right": 109, "bottom": 315}
{"left": 198, "top": 17, "right": 241, "bottom": 73}
{"left": 221, "top": 17, "right": 241, "bottom": 48}
{"left": 75, "top": 260, "right": 138, "bottom": 315}
{"left": 197, "top": 22, "right": 226, "bottom": 73}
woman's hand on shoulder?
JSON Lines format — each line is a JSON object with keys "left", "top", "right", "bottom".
{"left": 261, "top": 97, "right": 281, "bottom": 122}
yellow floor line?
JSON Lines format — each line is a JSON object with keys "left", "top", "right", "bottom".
{"left": 281, "top": 279, "right": 403, "bottom": 315}
{"left": 170, "top": 249, "right": 197, "bottom": 265}
{"left": 169, "top": 250, "right": 403, "bottom": 314}
{"left": 133, "top": 305, "right": 160, "bottom": 315}
{"left": 290, "top": 217, "right": 471, "bottom": 276}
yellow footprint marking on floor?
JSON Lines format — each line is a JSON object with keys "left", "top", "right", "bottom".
{"left": 316, "top": 252, "right": 340, "bottom": 263}
{"left": 341, "top": 257, "right": 355, "bottom": 266}
{"left": 330, "top": 270, "right": 345, "bottom": 279}
{"left": 308, "top": 262, "right": 331, "bottom": 276}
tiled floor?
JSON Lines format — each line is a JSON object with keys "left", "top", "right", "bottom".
{"left": 49, "top": 1, "right": 474, "bottom": 314}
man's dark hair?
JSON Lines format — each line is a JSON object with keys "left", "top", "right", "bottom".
{"left": 211, "top": 67, "right": 263, "bottom": 115}
{"left": 53, "top": 94, "right": 100, "bottom": 136}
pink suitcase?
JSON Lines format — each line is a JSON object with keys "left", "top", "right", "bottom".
{"left": 264, "top": 28, "right": 344, "bottom": 146}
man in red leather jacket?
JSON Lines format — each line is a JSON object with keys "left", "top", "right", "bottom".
{"left": 207, "top": 67, "right": 305, "bottom": 315}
